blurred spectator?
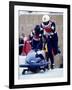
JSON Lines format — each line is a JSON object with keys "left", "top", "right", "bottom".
{"left": 19, "top": 33, "right": 25, "bottom": 55}
{"left": 22, "top": 36, "right": 32, "bottom": 55}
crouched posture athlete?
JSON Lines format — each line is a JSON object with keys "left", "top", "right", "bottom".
{"left": 41, "top": 15, "right": 60, "bottom": 69}
{"left": 30, "top": 25, "right": 44, "bottom": 51}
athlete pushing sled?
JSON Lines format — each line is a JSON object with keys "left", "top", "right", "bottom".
{"left": 19, "top": 25, "right": 48, "bottom": 74}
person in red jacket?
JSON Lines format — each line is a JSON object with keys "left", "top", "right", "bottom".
{"left": 22, "top": 36, "right": 32, "bottom": 55}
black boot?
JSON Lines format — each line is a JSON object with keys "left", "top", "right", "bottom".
{"left": 51, "top": 64, "right": 55, "bottom": 69}
{"left": 46, "top": 64, "right": 49, "bottom": 70}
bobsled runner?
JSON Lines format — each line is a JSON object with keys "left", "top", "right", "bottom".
{"left": 19, "top": 50, "right": 48, "bottom": 74}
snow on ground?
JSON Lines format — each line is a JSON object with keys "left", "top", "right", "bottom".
{"left": 19, "top": 56, "right": 63, "bottom": 79}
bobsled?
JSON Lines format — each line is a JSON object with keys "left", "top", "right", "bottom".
{"left": 19, "top": 50, "right": 48, "bottom": 74}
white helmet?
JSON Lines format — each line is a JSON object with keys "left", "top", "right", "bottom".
{"left": 42, "top": 15, "right": 50, "bottom": 22}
